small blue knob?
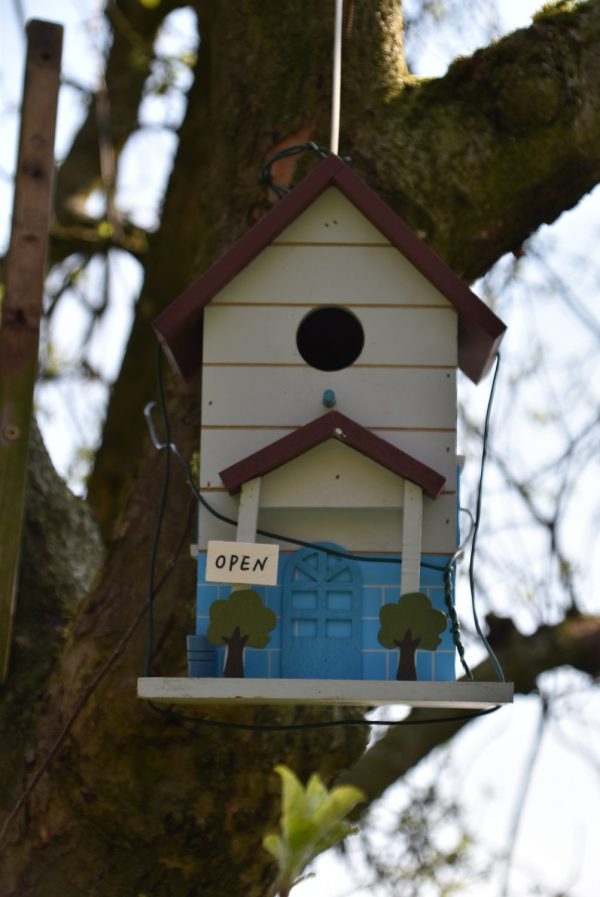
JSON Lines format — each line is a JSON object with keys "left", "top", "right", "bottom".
{"left": 322, "top": 389, "right": 336, "bottom": 408}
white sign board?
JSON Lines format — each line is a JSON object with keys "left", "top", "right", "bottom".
{"left": 205, "top": 541, "right": 280, "bottom": 586}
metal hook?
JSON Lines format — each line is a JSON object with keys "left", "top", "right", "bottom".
{"left": 144, "top": 401, "right": 170, "bottom": 451}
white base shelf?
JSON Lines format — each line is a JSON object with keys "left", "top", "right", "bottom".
{"left": 137, "top": 677, "right": 513, "bottom": 709}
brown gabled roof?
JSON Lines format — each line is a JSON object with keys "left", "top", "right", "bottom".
{"left": 219, "top": 411, "right": 447, "bottom": 499}
{"left": 154, "top": 155, "right": 506, "bottom": 384}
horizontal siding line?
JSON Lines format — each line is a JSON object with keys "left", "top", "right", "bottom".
{"left": 361, "top": 647, "right": 455, "bottom": 652}
{"left": 201, "top": 425, "right": 457, "bottom": 432}
{"left": 271, "top": 241, "right": 392, "bottom": 248}
{"left": 362, "top": 648, "right": 392, "bottom": 653}
{"left": 193, "top": 550, "right": 454, "bottom": 557}
{"left": 203, "top": 363, "right": 456, "bottom": 370}
{"left": 199, "top": 487, "right": 458, "bottom": 496}
{"left": 211, "top": 302, "right": 452, "bottom": 309}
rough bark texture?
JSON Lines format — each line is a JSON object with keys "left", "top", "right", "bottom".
{"left": 2, "top": 2, "right": 600, "bottom": 895}
{"left": 0, "top": 424, "right": 104, "bottom": 856}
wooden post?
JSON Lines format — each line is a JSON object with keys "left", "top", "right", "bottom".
{"left": 0, "top": 20, "right": 63, "bottom": 682}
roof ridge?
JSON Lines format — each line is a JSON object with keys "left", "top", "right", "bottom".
{"left": 154, "top": 156, "right": 505, "bottom": 383}
{"left": 219, "top": 410, "right": 447, "bottom": 499}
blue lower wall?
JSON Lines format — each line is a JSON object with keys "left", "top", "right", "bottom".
{"left": 192, "top": 550, "right": 456, "bottom": 682}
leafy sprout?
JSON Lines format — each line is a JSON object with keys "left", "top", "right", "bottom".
{"left": 264, "top": 765, "right": 365, "bottom": 897}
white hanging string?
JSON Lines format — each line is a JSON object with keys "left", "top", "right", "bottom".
{"left": 330, "top": 0, "right": 344, "bottom": 154}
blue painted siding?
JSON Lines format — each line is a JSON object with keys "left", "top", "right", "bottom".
{"left": 192, "top": 550, "right": 456, "bottom": 681}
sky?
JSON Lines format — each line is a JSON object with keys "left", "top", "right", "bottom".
{"left": 2, "top": 2, "right": 600, "bottom": 897}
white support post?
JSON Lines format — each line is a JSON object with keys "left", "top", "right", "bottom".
{"left": 236, "top": 477, "right": 261, "bottom": 541}
{"left": 400, "top": 481, "right": 423, "bottom": 595}
{"left": 232, "top": 477, "right": 262, "bottom": 592}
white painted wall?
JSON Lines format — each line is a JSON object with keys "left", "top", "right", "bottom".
{"left": 199, "top": 428, "right": 457, "bottom": 489}
{"left": 196, "top": 494, "right": 457, "bottom": 554}
{"left": 201, "top": 367, "right": 456, "bottom": 429}
{"left": 203, "top": 304, "right": 457, "bottom": 366}
{"left": 213, "top": 243, "right": 456, "bottom": 306}
{"left": 272, "top": 187, "right": 391, "bottom": 245}
{"left": 257, "top": 440, "right": 407, "bottom": 509}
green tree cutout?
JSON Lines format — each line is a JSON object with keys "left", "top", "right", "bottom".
{"left": 206, "top": 588, "right": 276, "bottom": 677}
{"left": 263, "top": 765, "right": 365, "bottom": 897}
{"left": 378, "top": 592, "right": 447, "bottom": 681}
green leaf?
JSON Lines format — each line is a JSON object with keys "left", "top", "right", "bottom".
{"left": 312, "top": 784, "right": 365, "bottom": 833}
{"left": 312, "top": 820, "right": 358, "bottom": 858}
{"left": 276, "top": 765, "right": 306, "bottom": 830}
{"left": 305, "top": 772, "right": 328, "bottom": 811}
{"left": 264, "top": 765, "right": 365, "bottom": 897}
{"left": 262, "top": 834, "right": 285, "bottom": 863}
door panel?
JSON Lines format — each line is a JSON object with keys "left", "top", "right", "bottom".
{"left": 281, "top": 545, "right": 362, "bottom": 679}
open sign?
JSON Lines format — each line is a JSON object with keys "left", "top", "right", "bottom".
{"left": 205, "top": 541, "right": 279, "bottom": 585}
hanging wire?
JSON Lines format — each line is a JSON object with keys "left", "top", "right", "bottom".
{"left": 147, "top": 376, "right": 474, "bottom": 676}
{"left": 147, "top": 344, "right": 478, "bottom": 581}
{"left": 141, "top": 346, "right": 506, "bottom": 730}
{"left": 467, "top": 352, "right": 505, "bottom": 682}
{"left": 145, "top": 344, "right": 507, "bottom": 688}
{"left": 140, "top": 0, "right": 506, "bottom": 724}
{"left": 259, "top": 142, "right": 348, "bottom": 199}
{"left": 144, "top": 345, "right": 172, "bottom": 677}
{"left": 330, "top": 0, "right": 344, "bottom": 154}
{"left": 146, "top": 698, "right": 500, "bottom": 732}
{"left": 259, "top": 1, "right": 346, "bottom": 199}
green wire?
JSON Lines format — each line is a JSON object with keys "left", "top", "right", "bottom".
{"left": 259, "top": 141, "right": 349, "bottom": 198}
{"left": 467, "top": 353, "right": 505, "bottom": 682}
{"left": 149, "top": 339, "right": 506, "bottom": 686}
{"left": 146, "top": 698, "right": 501, "bottom": 731}
{"left": 145, "top": 345, "right": 172, "bottom": 677}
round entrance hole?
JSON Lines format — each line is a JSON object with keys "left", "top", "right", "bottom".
{"left": 296, "top": 306, "right": 364, "bottom": 372}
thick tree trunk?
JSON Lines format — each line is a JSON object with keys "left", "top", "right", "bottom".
{"left": 0, "top": 390, "right": 368, "bottom": 897}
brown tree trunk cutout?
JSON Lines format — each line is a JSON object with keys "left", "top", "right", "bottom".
{"left": 394, "top": 629, "right": 422, "bottom": 680}
{"left": 223, "top": 626, "right": 249, "bottom": 677}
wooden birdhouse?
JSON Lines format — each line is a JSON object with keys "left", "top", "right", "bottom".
{"left": 139, "top": 155, "right": 513, "bottom": 709}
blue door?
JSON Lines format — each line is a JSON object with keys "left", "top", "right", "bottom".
{"left": 281, "top": 545, "right": 362, "bottom": 679}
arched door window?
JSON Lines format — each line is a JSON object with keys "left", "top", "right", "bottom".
{"left": 281, "top": 545, "right": 362, "bottom": 679}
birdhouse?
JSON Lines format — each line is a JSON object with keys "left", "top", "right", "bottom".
{"left": 139, "top": 156, "right": 513, "bottom": 709}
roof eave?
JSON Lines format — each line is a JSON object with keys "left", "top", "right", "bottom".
{"left": 219, "top": 411, "right": 447, "bottom": 499}
{"left": 154, "top": 155, "right": 506, "bottom": 383}
{"left": 153, "top": 156, "right": 346, "bottom": 380}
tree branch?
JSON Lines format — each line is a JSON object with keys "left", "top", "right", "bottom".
{"left": 54, "top": 0, "right": 186, "bottom": 220}
{"left": 348, "top": 0, "right": 600, "bottom": 280}
{"left": 341, "top": 613, "right": 600, "bottom": 810}
{"left": 48, "top": 212, "right": 149, "bottom": 264}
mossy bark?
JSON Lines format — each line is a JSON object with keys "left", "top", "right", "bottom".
{"left": 3, "top": 2, "right": 600, "bottom": 895}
